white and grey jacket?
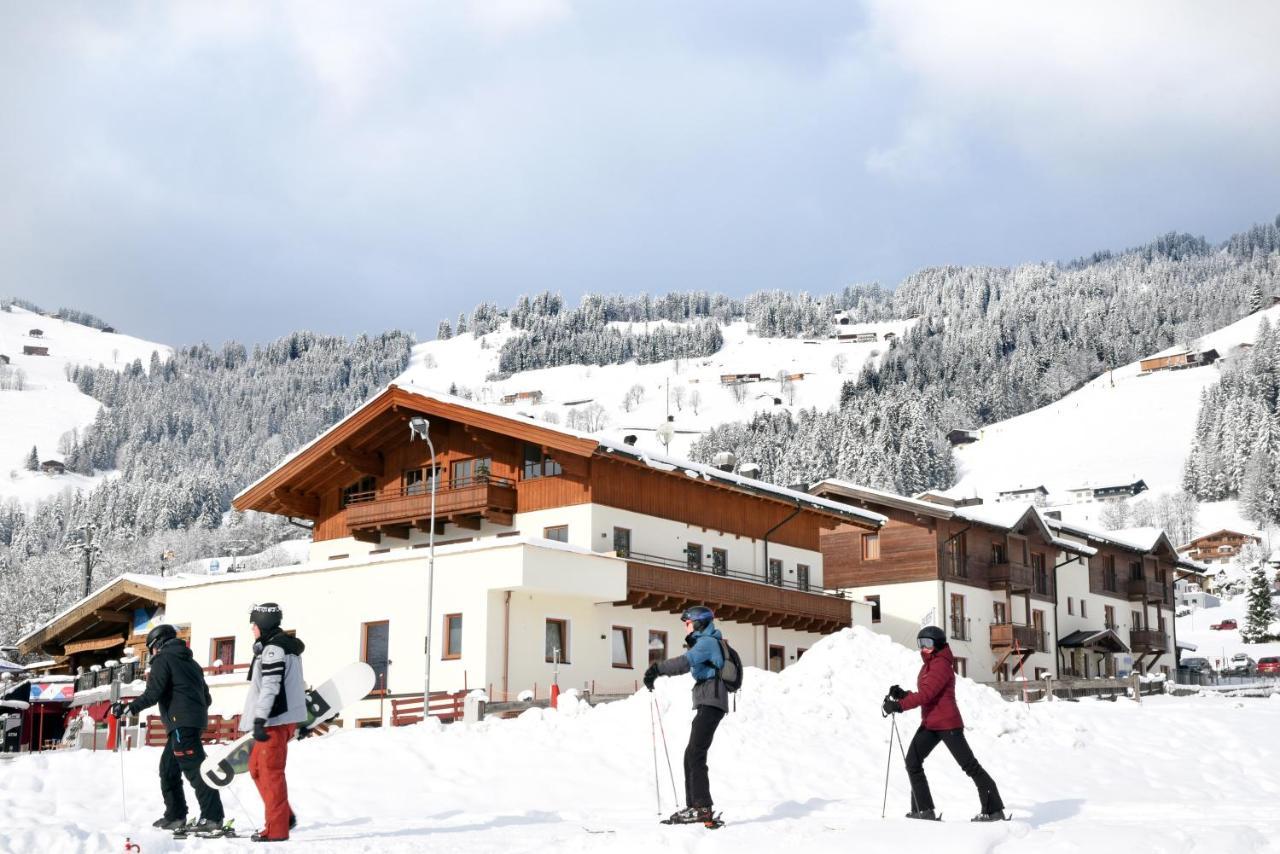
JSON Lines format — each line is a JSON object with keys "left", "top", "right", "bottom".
{"left": 240, "top": 631, "right": 307, "bottom": 729}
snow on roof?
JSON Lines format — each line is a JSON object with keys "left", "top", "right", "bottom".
{"left": 809, "top": 480, "right": 952, "bottom": 518}
{"left": 1108, "top": 527, "right": 1166, "bottom": 551}
{"left": 237, "top": 382, "right": 886, "bottom": 527}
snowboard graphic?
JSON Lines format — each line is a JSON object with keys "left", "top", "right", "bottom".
{"left": 200, "top": 661, "right": 376, "bottom": 789}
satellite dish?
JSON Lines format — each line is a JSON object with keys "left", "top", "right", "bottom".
{"left": 655, "top": 421, "right": 675, "bottom": 450}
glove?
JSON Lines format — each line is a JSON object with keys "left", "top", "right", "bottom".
{"left": 643, "top": 663, "right": 660, "bottom": 692}
{"left": 252, "top": 718, "right": 269, "bottom": 742}
{"left": 295, "top": 725, "right": 313, "bottom": 741}
{"left": 110, "top": 702, "right": 129, "bottom": 719}
{"left": 888, "top": 684, "right": 907, "bottom": 701}
{"left": 882, "top": 697, "right": 903, "bottom": 716}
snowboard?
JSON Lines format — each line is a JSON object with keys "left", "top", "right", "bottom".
{"left": 199, "top": 661, "right": 376, "bottom": 789}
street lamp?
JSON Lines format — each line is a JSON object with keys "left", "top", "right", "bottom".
{"left": 409, "top": 416, "right": 438, "bottom": 716}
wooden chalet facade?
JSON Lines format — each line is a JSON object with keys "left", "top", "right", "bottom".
{"left": 810, "top": 480, "right": 1189, "bottom": 683}
{"left": 1139, "top": 348, "right": 1220, "bottom": 373}
{"left": 1177, "top": 529, "right": 1262, "bottom": 564}
{"left": 23, "top": 345, "right": 49, "bottom": 356}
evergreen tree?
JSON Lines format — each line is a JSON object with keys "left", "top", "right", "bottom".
{"left": 1242, "top": 564, "right": 1278, "bottom": 642}
{"left": 25, "top": 446, "right": 39, "bottom": 471}
{"left": 437, "top": 320, "right": 452, "bottom": 340}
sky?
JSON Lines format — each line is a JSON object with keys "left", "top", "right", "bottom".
{"left": 2, "top": 1, "right": 1279, "bottom": 347}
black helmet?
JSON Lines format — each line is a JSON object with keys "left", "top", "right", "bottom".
{"left": 917, "top": 625, "right": 946, "bottom": 650}
{"left": 680, "top": 605, "right": 715, "bottom": 632}
{"left": 145, "top": 624, "right": 177, "bottom": 652}
{"left": 250, "top": 602, "right": 283, "bottom": 634}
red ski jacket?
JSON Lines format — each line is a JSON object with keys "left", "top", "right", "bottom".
{"left": 898, "top": 645, "right": 964, "bottom": 730}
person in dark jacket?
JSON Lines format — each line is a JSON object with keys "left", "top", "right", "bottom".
{"left": 882, "top": 625, "right": 1006, "bottom": 822}
{"left": 643, "top": 605, "right": 727, "bottom": 826}
{"left": 111, "top": 624, "right": 225, "bottom": 834}
{"left": 241, "top": 603, "right": 306, "bottom": 843}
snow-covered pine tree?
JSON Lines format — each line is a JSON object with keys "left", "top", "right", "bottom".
{"left": 25, "top": 446, "right": 39, "bottom": 471}
{"left": 437, "top": 319, "right": 452, "bottom": 340}
{"left": 1242, "top": 564, "right": 1278, "bottom": 642}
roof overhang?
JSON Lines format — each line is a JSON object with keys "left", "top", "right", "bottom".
{"left": 1058, "top": 628, "right": 1130, "bottom": 653}
{"left": 807, "top": 479, "right": 951, "bottom": 522}
{"left": 16, "top": 576, "right": 166, "bottom": 657}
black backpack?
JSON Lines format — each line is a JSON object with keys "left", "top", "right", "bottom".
{"left": 717, "top": 638, "right": 743, "bottom": 693}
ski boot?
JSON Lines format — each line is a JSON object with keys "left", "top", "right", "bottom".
{"left": 971, "top": 811, "right": 1009, "bottom": 822}
{"left": 250, "top": 830, "right": 288, "bottom": 843}
{"left": 154, "top": 816, "right": 187, "bottom": 831}
{"left": 661, "top": 806, "right": 722, "bottom": 827}
{"left": 905, "top": 808, "right": 941, "bottom": 821}
{"left": 194, "top": 818, "right": 236, "bottom": 838}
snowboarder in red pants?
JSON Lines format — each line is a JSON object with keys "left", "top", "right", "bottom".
{"left": 882, "top": 625, "right": 1007, "bottom": 822}
{"left": 242, "top": 603, "right": 306, "bottom": 842}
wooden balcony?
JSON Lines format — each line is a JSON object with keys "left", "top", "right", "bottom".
{"left": 1130, "top": 628, "right": 1168, "bottom": 652}
{"left": 989, "top": 622, "right": 1042, "bottom": 651}
{"left": 622, "top": 559, "right": 852, "bottom": 635}
{"left": 988, "top": 561, "right": 1033, "bottom": 591}
{"left": 1126, "top": 578, "right": 1166, "bottom": 603}
{"left": 345, "top": 479, "right": 517, "bottom": 540}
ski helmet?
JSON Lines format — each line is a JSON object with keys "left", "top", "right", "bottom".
{"left": 680, "top": 605, "right": 715, "bottom": 631}
{"left": 917, "top": 625, "right": 946, "bottom": 650}
{"left": 249, "top": 602, "right": 283, "bottom": 634}
{"left": 145, "top": 623, "right": 177, "bottom": 652}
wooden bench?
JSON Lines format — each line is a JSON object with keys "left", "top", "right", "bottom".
{"left": 390, "top": 691, "right": 467, "bottom": 726}
{"left": 145, "top": 714, "right": 242, "bottom": 747}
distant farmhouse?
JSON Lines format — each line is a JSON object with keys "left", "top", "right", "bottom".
{"left": 23, "top": 345, "right": 49, "bottom": 356}
{"left": 719, "top": 373, "right": 761, "bottom": 385}
{"left": 995, "top": 485, "right": 1048, "bottom": 503}
{"left": 1139, "top": 347, "right": 1220, "bottom": 373}
{"left": 1177, "top": 529, "right": 1262, "bottom": 565}
{"left": 946, "top": 428, "right": 980, "bottom": 446}
{"left": 1066, "top": 479, "right": 1148, "bottom": 505}
{"left": 28, "top": 328, "right": 44, "bottom": 338}
{"left": 500, "top": 390, "right": 543, "bottom": 405}
{"left": 40, "top": 460, "right": 66, "bottom": 475}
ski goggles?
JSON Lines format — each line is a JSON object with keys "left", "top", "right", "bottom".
{"left": 917, "top": 637, "right": 936, "bottom": 649}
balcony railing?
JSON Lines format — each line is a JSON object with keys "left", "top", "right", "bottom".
{"left": 1127, "top": 578, "right": 1167, "bottom": 603}
{"left": 988, "top": 561, "right": 1034, "bottom": 591}
{"left": 989, "top": 622, "right": 1045, "bottom": 651}
{"left": 1130, "top": 628, "right": 1168, "bottom": 652}
{"left": 345, "top": 478, "right": 517, "bottom": 532}
{"left": 626, "top": 550, "right": 824, "bottom": 596}
{"left": 74, "top": 660, "right": 142, "bottom": 693}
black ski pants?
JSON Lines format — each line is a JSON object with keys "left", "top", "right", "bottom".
{"left": 904, "top": 726, "right": 1003, "bottom": 815}
{"left": 159, "top": 727, "right": 224, "bottom": 822}
{"left": 684, "top": 705, "right": 725, "bottom": 809}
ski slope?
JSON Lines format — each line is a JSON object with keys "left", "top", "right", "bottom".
{"left": 946, "top": 305, "right": 1280, "bottom": 537}
{"left": 0, "top": 306, "right": 169, "bottom": 505}
{"left": 2, "top": 627, "right": 1277, "bottom": 853}
{"left": 399, "top": 319, "right": 915, "bottom": 459}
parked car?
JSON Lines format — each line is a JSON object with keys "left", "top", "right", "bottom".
{"left": 1179, "top": 657, "right": 1214, "bottom": 674}
{"left": 1210, "top": 618, "right": 1238, "bottom": 630}
{"left": 1225, "top": 653, "right": 1256, "bottom": 676}
{"left": 1257, "top": 657, "right": 1280, "bottom": 675}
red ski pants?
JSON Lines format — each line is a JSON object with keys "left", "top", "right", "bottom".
{"left": 248, "top": 723, "right": 296, "bottom": 839}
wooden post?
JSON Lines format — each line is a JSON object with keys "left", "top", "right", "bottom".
{"left": 1044, "top": 673, "right": 1054, "bottom": 702}
{"left": 1130, "top": 671, "right": 1141, "bottom": 704}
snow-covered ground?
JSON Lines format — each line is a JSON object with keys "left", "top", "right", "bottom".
{"left": 946, "top": 305, "right": 1280, "bottom": 540}
{"left": 4, "top": 628, "right": 1279, "bottom": 853}
{"left": 400, "top": 319, "right": 915, "bottom": 459}
{"left": 0, "top": 306, "right": 169, "bottom": 505}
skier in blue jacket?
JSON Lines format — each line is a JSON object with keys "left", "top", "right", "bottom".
{"left": 643, "top": 605, "right": 726, "bottom": 825}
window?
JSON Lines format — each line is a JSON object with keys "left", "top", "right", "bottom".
{"left": 361, "top": 621, "right": 389, "bottom": 695}
{"left": 949, "top": 533, "right": 968, "bottom": 578}
{"left": 861, "top": 533, "right": 880, "bottom": 560}
{"left": 648, "top": 630, "right": 668, "bottom": 666}
{"left": 1081, "top": 599, "right": 1088, "bottom": 618}
{"left": 1034, "top": 667, "right": 1049, "bottom": 680}
{"left": 997, "top": 663, "right": 1009, "bottom": 682}
{"left": 403, "top": 466, "right": 441, "bottom": 495}
{"left": 768, "top": 558, "right": 783, "bottom": 586}
{"left": 950, "top": 593, "right": 967, "bottom": 640}
{"left": 543, "top": 525, "right": 568, "bottom": 543}
{"left": 1131, "top": 610, "right": 1143, "bottom": 630}
{"left": 340, "top": 475, "right": 376, "bottom": 507}
{"left": 1104, "top": 605, "right": 1116, "bottom": 630}
{"left": 796, "top": 648, "right": 807, "bottom": 659}
{"left": 1067, "top": 597, "right": 1074, "bottom": 616}
{"left": 769, "top": 645, "right": 785, "bottom": 673}
{"left": 1032, "top": 609, "right": 1045, "bottom": 649}
{"left": 452, "top": 457, "right": 492, "bottom": 486}
{"left": 711, "top": 548, "right": 728, "bottom": 576}
{"left": 993, "top": 601, "right": 1007, "bottom": 624}
{"left": 443, "top": 614, "right": 462, "bottom": 659}
{"left": 952, "top": 657, "right": 968, "bottom": 677}
{"left": 797, "top": 564, "right": 810, "bottom": 591}
{"left": 1104, "top": 556, "right": 1118, "bottom": 591}
{"left": 611, "top": 626, "right": 633, "bottom": 668}
{"left": 1129, "top": 561, "right": 1143, "bottom": 581}
{"left": 1032, "top": 553, "right": 1048, "bottom": 595}
{"left": 522, "top": 444, "right": 562, "bottom": 480}
{"left": 613, "top": 527, "right": 631, "bottom": 557}
{"left": 686, "top": 543, "right": 703, "bottom": 570}
{"left": 992, "top": 542, "right": 1007, "bottom": 564}
{"left": 866, "top": 595, "right": 881, "bottom": 623}
{"left": 209, "top": 637, "right": 235, "bottom": 672}
{"left": 545, "top": 619, "right": 568, "bottom": 663}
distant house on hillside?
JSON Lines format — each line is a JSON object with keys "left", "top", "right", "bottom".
{"left": 995, "top": 485, "right": 1048, "bottom": 503}
{"left": 100, "top": 326, "right": 115, "bottom": 334}
{"left": 784, "top": 372, "right": 806, "bottom": 382}
{"left": 500, "top": 390, "right": 543, "bottom": 405}
{"left": 946, "top": 428, "right": 980, "bottom": 446}
{"left": 23, "top": 345, "right": 49, "bottom": 357}
{"left": 832, "top": 311, "right": 852, "bottom": 326}
{"left": 1067, "top": 479, "right": 1148, "bottom": 504}
{"left": 1177, "top": 529, "right": 1261, "bottom": 565}
{"left": 835, "top": 332, "right": 877, "bottom": 343}
{"left": 28, "top": 328, "right": 44, "bottom": 338}
{"left": 1139, "top": 348, "right": 1220, "bottom": 373}
{"left": 40, "top": 460, "right": 66, "bottom": 475}
{"left": 719, "top": 373, "right": 761, "bottom": 385}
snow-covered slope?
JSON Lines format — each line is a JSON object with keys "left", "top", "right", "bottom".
{"left": 398, "top": 319, "right": 915, "bottom": 459}
{"left": 3, "top": 627, "right": 1278, "bottom": 853}
{"left": 0, "top": 306, "right": 169, "bottom": 504}
{"left": 945, "top": 305, "right": 1280, "bottom": 536}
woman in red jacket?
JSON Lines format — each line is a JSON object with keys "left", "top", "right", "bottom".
{"left": 882, "top": 625, "right": 1006, "bottom": 822}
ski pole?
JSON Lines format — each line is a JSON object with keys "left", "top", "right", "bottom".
{"left": 652, "top": 695, "right": 679, "bottom": 808}
{"left": 649, "top": 697, "right": 661, "bottom": 815}
{"left": 118, "top": 712, "right": 128, "bottom": 822}
{"left": 880, "top": 713, "right": 895, "bottom": 819}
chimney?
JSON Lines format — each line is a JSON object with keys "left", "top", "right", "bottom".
{"left": 738, "top": 463, "right": 761, "bottom": 480}
{"left": 712, "top": 451, "right": 736, "bottom": 473}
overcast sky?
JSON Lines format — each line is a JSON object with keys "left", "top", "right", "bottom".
{"left": 3, "top": 1, "right": 1279, "bottom": 346}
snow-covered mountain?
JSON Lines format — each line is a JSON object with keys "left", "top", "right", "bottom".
{"left": 0, "top": 305, "right": 169, "bottom": 505}
{"left": 942, "top": 304, "right": 1280, "bottom": 539}
{"left": 399, "top": 318, "right": 916, "bottom": 459}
